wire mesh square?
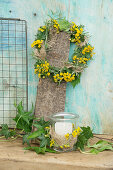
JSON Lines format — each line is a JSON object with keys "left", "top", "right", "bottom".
{"left": 0, "top": 18, "right": 28, "bottom": 127}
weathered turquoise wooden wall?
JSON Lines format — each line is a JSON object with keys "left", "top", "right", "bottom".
{"left": 0, "top": 0, "right": 113, "bottom": 134}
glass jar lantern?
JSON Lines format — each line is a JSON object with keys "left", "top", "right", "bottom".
{"left": 49, "top": 112, "right": 79, "bottom": 152}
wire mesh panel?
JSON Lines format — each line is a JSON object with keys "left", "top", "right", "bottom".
{"left": 0, "top": 18, "right": 28, "bottom": 127}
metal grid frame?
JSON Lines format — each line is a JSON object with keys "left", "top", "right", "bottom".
{"left": 0, "top": 18, "right": 28, "bottom": 127}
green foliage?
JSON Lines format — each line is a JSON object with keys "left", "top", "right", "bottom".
{"left": 0, "top": 124, "right": 16, "bottom": 139}
{"left": 25, "top": 117, "right": 56, "bottom": 154}
{"left": 28, "top": 118, "right": 50, "bottom": 145}
{"left": 73, "top": 126, "right": 93, "bottom": 151}
{"left": 87, "top": 140, "right": 113, "bottom": 154}
{"left": 0, "top": 101, "right": 55, "bottom": 154}
{"left": 28, "top": 130, "right": 44, "bottom": 139}
{"left": 22, "top": 133, "right": 31, "bottom": 146}
{"left": 58, "top": 18, "right": 71, "bottom": 32}
{"left": 24, "top": 146, "right": 46, "bottom": 154}
{"left": 13, "top": 101, "right": 34, "bottom": 133}
{"left": 71, "top": 73, "right": 81, "bottom": 88}
{"left": 24, "top": 146, "right": 56, "bottom": 154}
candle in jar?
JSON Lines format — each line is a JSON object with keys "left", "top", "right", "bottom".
{"left": 55, "top": 122, "right": 72, "bottom": 136}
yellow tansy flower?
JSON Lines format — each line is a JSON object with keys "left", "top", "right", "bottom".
{"left": 65, "top": 133, "right": 69, "bottom": 140}
{"left": 50, "top": 139, "right": 55, "bottom": 147}
{"left": 64, "top": 144, "right": 70, "bottom": 148}
{"left": 47, "top": 72, "right": 50, "bottom": 76}
{"left": 60, "top": 146, "right": 63, "bottom": 149}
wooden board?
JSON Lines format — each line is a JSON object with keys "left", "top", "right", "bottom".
{"left": 0, "top": 135, "right": 113, "bottom": 170}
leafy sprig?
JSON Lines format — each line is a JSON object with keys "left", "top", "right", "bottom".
{"left": 13, "top": 101, "right": 34, "bottom": 133}
{"left": 87, "top": 140, "right": 113, "bottom": 154}
{"left": 27, "top": 117, "right": 51, "bottom": 148}
{"left": 24, "top": 146, "right": 56, "bottom": 154}
{"left": 0, "top": 124, "right": 16, "bottom": 139}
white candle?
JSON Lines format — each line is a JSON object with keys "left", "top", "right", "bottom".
{"left": 55, "top": 122, "right": 72, "bottom": 136}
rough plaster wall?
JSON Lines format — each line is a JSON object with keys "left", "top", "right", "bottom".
{"left": 0, "top": 0, "right": 113, "bottom": 134}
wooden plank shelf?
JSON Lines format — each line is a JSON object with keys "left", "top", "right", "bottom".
{"left": 0, "top": 135, "right": 113, "bottom": 170}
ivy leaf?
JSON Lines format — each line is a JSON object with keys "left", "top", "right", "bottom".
{"left": 98, "top": 145, "right": 113, "bottom": 152}
{"left": 58, "top": 18, "right": 71, "bottom": 31}
{"left": 33, "top": 123, "right": 44, "bottom": 131}
{"left": 34, "top": 117, "right": 50, "bottom": 128}
{"left": 14, "top": 101, "right": 24, "bottom": 115}
{"left": 87, "top": 140, "right": 113, "bottom": 154}
{"left": 23, "top": 134, "right": 31, "bottom": 146}
{"left": 71, "top": 73, "right": 81, "bottom": 88}
{"left": 89, "top": 148, "right": 100, "bottom": 154}
{"left": 73, "top": 126, "right": 93, "bottom": 151}
{"left": 40, "top": 138, "right": 48, "bottom": 148}
{"left": 27, "top": 130, "right": 44, "bottom": 139}
{"left": 24, "top": 146, "right": 46, "bottom": 154}
{"left": 24, "top": 146, "right": 56, "bottom": 154}
{"left": 87, "top": 140, "right": 108, "bottom": 149}
{"left": 0, "top": 124, "right": 16, "bottom": 139}
{"left": 45, "top": 148, "right": 57, "bottom": 153}
{"left": 13, "top": 102, "right": 34, "bottom": 133}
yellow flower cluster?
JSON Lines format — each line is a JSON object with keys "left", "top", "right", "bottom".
{"left": 34, "top": 61, "right": 50, "bottom": 78}
{"left": 70, "top": 22, "right": 77, "bottom": 31}
{"left": 60, "top": 144, "right": 70, "bottom": 149}
{"left": 73, "top": 55, "right": 88, "bottom": 64}
{"left": 53, "top": 20, "right": 59, "bottom": 33}
{"left": 72, "top": 127, "right": 81, "bottom": 137}
{"left": 31, "top": 40, "right": 43, "bottom": 48}
{"left": 70, "top": 22, "right": 83, "bottom": 44}
{"left": 65, "top": 133, "right": 69, "bottom": 140}
{"left": 38, "top": 26, "right": 46, "bottom": 32}
{"left": 53, "top": 72, "right": 75, "bottom": 83}
{"left": 50, "top": 139, "right": 55, "bottom": 147}
{"left": 82, "top": 45, "right": 94, "bottom": 55}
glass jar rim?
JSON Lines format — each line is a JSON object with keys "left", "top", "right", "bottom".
{"left": 48, "top": 112, "right": 79, "bottom": 121}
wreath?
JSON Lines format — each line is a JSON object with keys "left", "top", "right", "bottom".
{"left": 32, "top": 16, "right": 95, "bottom": 87}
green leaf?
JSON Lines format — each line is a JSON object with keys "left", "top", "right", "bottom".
{"left": 34, "top": 117, "right": 50, "bottom": 128}
{"left": 98, "top": 145, "right": 113, "bottom": 152}
{"left": 33, "top": 124, "right": 43, "bottom": 130}
{"left": 23, "top": 134, "right": 31, "bottom": 146}
{"left": 24, "top": 146, "right": 56, "bottom": 154}
{"left": 1, "top": 124, "right": 8, "bottom": 130}
{"left": 45, "top": 148, "right": 57, "bottom": 153}
{"left": 24, "top": 146, "right": 46, "bottom": 154}
{"left": 73, "top": 126, "right": 93, "bottom": 151}
{"left": 16, "top": 101, "right": 24, "bottom": 115}
{"left": 40, "top": 138, "right": 48, "bottom": 148}
{"left": 0, "top": 124, "right": 16, "bottom": 139}
{"left": 71, "top": 74, "right": 81, "bottom": 88}
{"left": 58, "top": 18, "right": 71, "bottom": 31}
{"left": 13, "top": 101, "right": 34, "bottom": 133}
{"left": 88, "top": 140, "right": 109, "bottom": 149}
{"left": 27, "top": 130, "right": 43, "bottom": 139}
{"left": 87, "top": 140, "right": 113, "bottom": 154}
{"left": 89, "top": 148, "right": 100, "bottom": 154}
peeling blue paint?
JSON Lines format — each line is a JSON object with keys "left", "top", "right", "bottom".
{"left": 89, "top": 96, "right": 102, "bottom": 134}
{"left": 68, "top": 43, "right": 75, "bottom": 62}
